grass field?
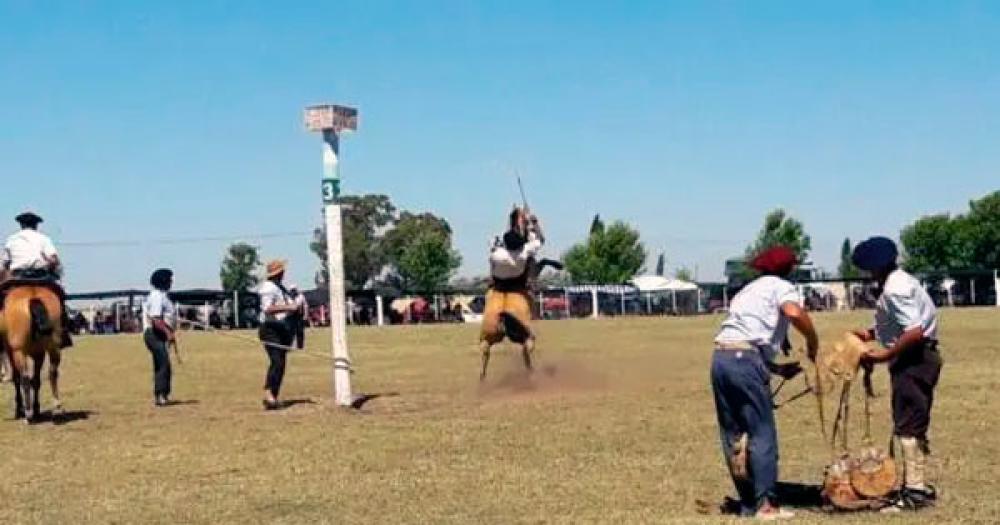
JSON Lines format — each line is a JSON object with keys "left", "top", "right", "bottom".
{"left": 1, "top": 309, "right": 998, "bottom": 524}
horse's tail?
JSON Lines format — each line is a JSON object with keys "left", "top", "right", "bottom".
{"left": 29, "top": 298, "right": 54, "bottom": 339}
{"left": 499, "top": 312, "right": 530, "bottom": 344}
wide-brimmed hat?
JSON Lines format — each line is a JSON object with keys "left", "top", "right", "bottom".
{"left": 750, "top": 246, "right": 798, "bottom": 276}
{"left": 266, "top": 260, "right": 287, "bottom": 278}
{"left": 851, "top": 236, "right": 898, "bottom": 272}
{"left": 15, "top": 211, "right": 43, "bottom": 226}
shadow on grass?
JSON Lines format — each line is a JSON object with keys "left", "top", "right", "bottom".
{"left": 697, "top": 481, "right": 826, "bottom": 516}
{"left": 12, "top": 409, "right": 97, "bottom": 426}
{"left": 271, "top": 398, "right": 317, "bottom": 410}
{"left": 350, "top": 392, "right": 401, "bottom": 410}
{"left": 163, "top": 399, "right": 200, "bottom": 407}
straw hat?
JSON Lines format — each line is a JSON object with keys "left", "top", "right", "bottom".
{"left": 266, "top": 260, "right": 287, "bottom": 278}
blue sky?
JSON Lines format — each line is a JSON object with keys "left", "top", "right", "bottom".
{"left": 1, "top": 1, "right": 997, "bottom": 291}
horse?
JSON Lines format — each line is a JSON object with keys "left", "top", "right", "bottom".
{"left": 0, "top": 283, "right": 63, "bottom": 422}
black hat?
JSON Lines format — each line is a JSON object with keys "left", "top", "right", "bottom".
{"left": 150, "top": 268, "right": 174, "bottom": 290}
{"left": 15, "top": 211, "right": 43, "bottom": 226}
{"left": 851, "top": 236, "right": 898, "bottom": 272}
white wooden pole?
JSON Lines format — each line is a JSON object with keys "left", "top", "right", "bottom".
{"left": 671, "top": 289, "right": 677, "bottom": 314}
{"left": 970, "top": 278, "right": 976, "bottom": 305}
{"left": 620, "top": 290, "right": 625, "bottom": 315}
{"left": 591, "top": 289, "right": 599, "bottom": 319}
{"left": 321, "top": 129, "right": 352, "bottom": 407}
{"left": 538, "top": 292, "right": 544, "bottom": 319}
{"left": 376, "top": 295, "right": 385, "bottom": 326}
{"left": 723, "top": 287, "right": 729, "bottom": 310}
{"left": 233, "top": 290, "right": 240, "bottom": 328}
{"left": 645, "top": 293, "right": 651, "bottom": 315}
{"left": 995, "top": 269, "right": 999, "bottom": 307}
{"left": 563, "top": 289, "right": 570, "bottom": 318}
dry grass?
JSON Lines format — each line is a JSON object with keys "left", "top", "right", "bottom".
{"left": 1, "top": 309, "right": 998, "bottom": 524}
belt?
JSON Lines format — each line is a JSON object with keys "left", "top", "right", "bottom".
{"left": 715, "top": 341, "right": 758, "bottom": 352}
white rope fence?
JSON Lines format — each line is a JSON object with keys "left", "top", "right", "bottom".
{"left": 175, "top": 317, "right": 346, "bottom": 366}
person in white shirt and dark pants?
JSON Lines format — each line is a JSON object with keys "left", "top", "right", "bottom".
{"left": 711, "top": 246, "right": 819, "bottom": 520}
{"left": 143, "top": 268, "right": 176, "bottom": 407}
{"left": 258, "top": 260, "right": 299, "bottom": 410}
{"left": 852, "top": 236, "right": 942, "bottom": 511}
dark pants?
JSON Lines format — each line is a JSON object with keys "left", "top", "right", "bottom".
{"left": 143, "top": 329, "right": 172, "bottom": 398}
{"left": 891, "top": 340, "right": 943, "bottom": 441}
{"left": 259, "top": 321, "right": 293, "bottom": 397}
{"left": 288, "top": 312, "right": 305, "bottom": 349}
{"left": 710, "top": 348, "right": 778, "bottom": 516}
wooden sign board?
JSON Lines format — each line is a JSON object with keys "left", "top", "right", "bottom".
{"left": 304, "top": 104, "right": 359, "bottom": 132}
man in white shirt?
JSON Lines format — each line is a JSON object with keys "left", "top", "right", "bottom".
{"left": 0, "top": 212, "right": 61, "bottom": 279}
{"left": 257, "top": 260, "right": 300, "bottom": 409}
{"left": 711, "top": 245, "right": 819, "bottom": 520}
{"left": 0, "top": 211, "right": 72, "bottom": 347}
{"left": 852, "top": 236, "right": 942, "bottom": 511}
{"left": 287, "top": 284, "right": 308, "bottom": 349}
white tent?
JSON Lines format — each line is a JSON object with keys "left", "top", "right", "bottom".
{"left": 630, "top": 275, "right": 698, "bottom": 292}
{"left": 629, "top": 275, "right": 701, "bottom": 314}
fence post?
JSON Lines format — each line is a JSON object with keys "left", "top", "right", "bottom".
{"left": 995, "top": 269, "right": 999, "bottom": 307}
{"left": 971, "top": 278, "right": 976, "bottom": 305}
{"left": 564, "top": 289, "right": 570, "bottom": 318}
{"left": 233, "top": 290, "right": 240, "bottom": 328}
{"left": 620, "top": 290, "right": 625, "bottom": 316}
{"left": 591, "top": 289, "right": 599, "bottom": 319}
{"left": 376, "top": 295, "right": 385, "bottom": 326}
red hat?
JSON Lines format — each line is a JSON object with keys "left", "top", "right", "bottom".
{"left": 750, "top": 246, "right": 798, "bottom": 276}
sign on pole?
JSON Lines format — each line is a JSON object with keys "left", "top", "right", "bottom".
{"left": 305, "top": 103, "right": 358, "bottom": 408}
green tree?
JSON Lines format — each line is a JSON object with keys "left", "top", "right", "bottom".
{"left": 590, "top": 214, "right": 604, "bottom": 235}
{"left": 311, "top": 194, "right": 397, "bottom": 288}
{"left": 655, "top": 253, "right": 666, "bottom": 276}
{"left": 675, "top": 267, "right": 693, "bottom": 282}
{"left": 838, "top": 238, "right": 860, "bottom": 279}
{"left": 220, "top": 242, "right": 262, "bottom": 292}
{"left": 396, "top": 230, "right": 462, "bottom": 294}
{"left": 746, "top": 209, "right": 812, "bottom": 263}
{"left": 381, "top": 211, "right": 453, "bottom": 268}
{"left": 563, "top": 220, "right": 646, "bottom": 284}
{"left": 966, "top": 190, "right": 1000, "bottom": 269}
{"left": 900, "top": 214, "right": 974, "bottom": 273}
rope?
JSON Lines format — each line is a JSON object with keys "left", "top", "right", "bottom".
{"left": 175, "top": 318, "right": 347, "bottom": 366}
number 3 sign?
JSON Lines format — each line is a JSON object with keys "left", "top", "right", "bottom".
{"left": 322, "top": 178, "right": 340, "bottom": 203}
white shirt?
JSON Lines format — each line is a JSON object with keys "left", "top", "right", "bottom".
{"left": 293, "top": 293, "right": 308, "bottom": 310}
{"left": 259, "top": 280, "right": 291, "bottom": 322}
{"left": 489, "top": 231, "right": 543, "bottom": 280}
{"left": 715, "top": 275, "right": 802, "bottom": 360}
{"left": 143, "top": 289, "right": 176, "bottom": 332}
{"left": 2, "top": 229, "right": 58, "bottom": 271}
{"left": 873, "top": 269, "right": 938, "bottom": 349}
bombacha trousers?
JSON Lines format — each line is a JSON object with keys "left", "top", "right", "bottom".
{"left": 710, "top": 348, "right": 778, "bottom": 516}
{"left": 143, "top": 328, "right": 172, "bottom": 398}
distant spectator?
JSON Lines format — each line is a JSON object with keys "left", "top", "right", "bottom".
{"left": 143, "top": 268, "right": 177, "bottom": 407}
{"left": 258, "top": 260, "right": 299, "bottom": 410}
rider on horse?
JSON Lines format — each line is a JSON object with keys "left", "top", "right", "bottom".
{"left": 478, "top": 206, "right": 551, "bottom": 380}
{"left": 0, "top": 211, "right": 72, "bottom": 348}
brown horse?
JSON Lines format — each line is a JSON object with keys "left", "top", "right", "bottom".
{"left": 0, "top": 285, "right": 63, "bottom": 422}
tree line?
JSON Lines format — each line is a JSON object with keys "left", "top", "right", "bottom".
{"left": 218, "top": 189, "right": 1000, "bottom": 293}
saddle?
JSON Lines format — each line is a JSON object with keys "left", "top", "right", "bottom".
{"left": 0, "top": 275, "right": 67, "bottom": 310}
{"left": 815, "top": 333, "right": 897, "bottom": 511}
